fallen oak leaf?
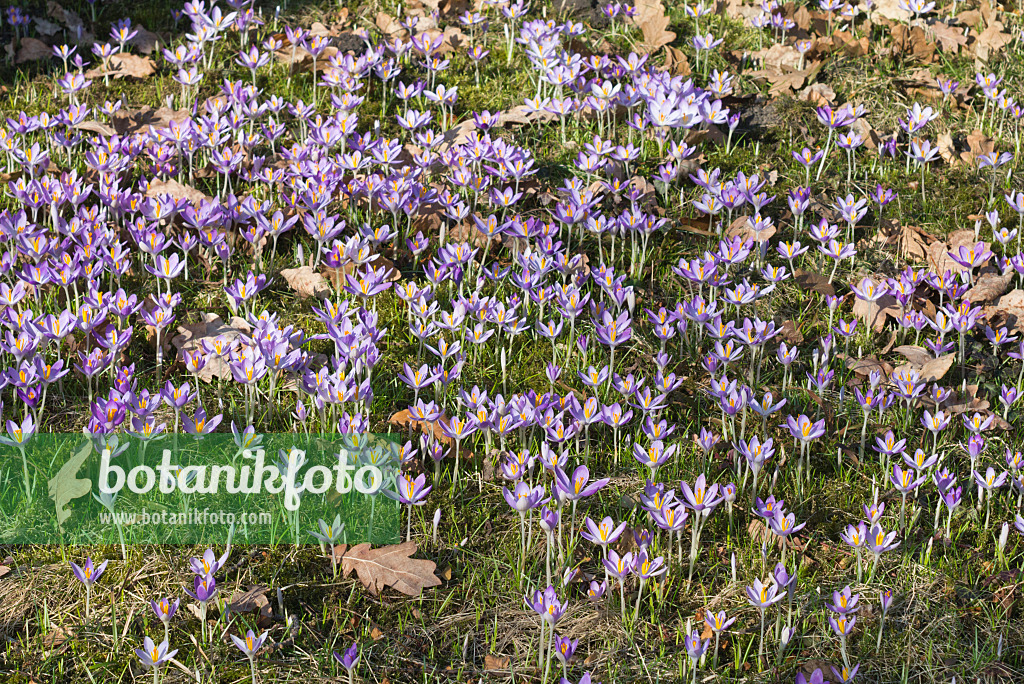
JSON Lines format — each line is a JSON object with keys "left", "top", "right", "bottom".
{"left": 799, "top": 82, "right": 835, "bottom": 106}
{"left": 145, "top": 178, "right": 209, "bottom": 206}
{"left": 852, "top": 293, "right": 900, "bottom": 333}
{"left": 389, "top": 409, "right": 452, "bottom": 445}
{"left": 340, "top": 542, "right": 441, "bottom": 597}
{"left": 794, "top": 269, "right": 835, "bottom": 297}
{"left": 843, "top": 354, "right": 894, "bottom": 378}
{"left": 85, "top": 53, "right": 157, "bottom": 80}
{"left": 128, "top": 24, "right": 163, "bottom": 55}
{"left": 227, "top": 586, "right": 273, "bottom": 628}
{"left": 894, "top": 344, "right": 933, "bottom": 366}
{"left": 15, "top": 38, "right": 53, "bottom": 63}
{"left": 375, "top": 12, "right": 407, "bottom": 38}
{"left": 281, "top": 266, "right": 332, "bottom": 299}
{"left": 960, "top": 130, "right": 996, "bottom": 167}
{"left": 929, "top": 21, "right": 968, "bottom": 54}
{"left": 663, "top": 46, "right": 691, "bottom": 75}
{"left": 891, "top": 24, "right": 936, "bottom": 63}
{"left": 919, "top": 354, "right": 955, "bottom": 383}
{"left": 974, "top": 20, "right": 1012, "bottom": 62}
{"left": 965, "top": 271, "right": 1013, "bottom": 303}
{"left": 112, "top": 106, "right": 190, "bottom": 136}
{"left": 73, "top": 120, "right": 118, "bottom": 137}
{"left": 170, "top": 313, "right": 252, "bottom": 383}
{"left": 631, "top": 0, "right": 675, "bottom": 53}
{"left": 34, "top": 17, "right": 62, "bottom": 36}
{"left": 47, "top": 1, "right": 92, "bottom": 43}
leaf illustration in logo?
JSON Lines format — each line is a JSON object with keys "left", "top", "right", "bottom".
{"left": 47, "top": 440, "right": 92, "bottom": 529}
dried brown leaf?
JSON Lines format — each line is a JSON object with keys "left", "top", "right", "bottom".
{"left": 919, "top": 354, "right": 955, "bottom": 383}
{"left": 498, "top": 105, "right": 557, "bottom": 126}
{"left": 965, "top": 271, "right": 1012, "bottom": 303}
{"left": 961, "top": 130, "right": 996, "bottom": 167}
{"left": 639, "top": 13, "right": 675, "bottom": 53}
{"left": 171, "top": 313, "right": 252, "bottom": 383}
{"left": 74, "top": 120, "right": 118, "bottom": 137}
{"left": 85, "top": 53, "right": 156, "bottom": 80}
{"left": 871, "top": 0, "right": 911, "bottom": 21}
{"left": 663, "top": 46, "right": 691, "bottom": 76}
{"left": 937, "top": 132, "right": 959, "bottom": 167}
{"left": 34, "top": 18, "right": 62, "bottom": 37}
{"left": 894, "top": 345, "right": 933, "bottom": 366}
{"left": 727, "top": 215, "right": 776, "bottom": 243}
{"left": 891, "top": 25, "right": 936, "bottom": 63}
{"left": 340, "top": 542, "right": 441, "bottom": 597}
{"left": 747, "top": 519, "right": 783, "bottom": 550}
{"left": 281, "top": 266, "right": 332, "bottom": 299}
{"left": 227, "top": 586, "right": 273, "bottom": 626}
{"left": 15, "top": 38, "right": 53, "bottom": 63}
{"left": 112, "top": 106, "right": 189, "bottom": 136}
{"left": 852, "top": 293, "right": 900, "bottom": 333}
{"left": 844, "top": 354, "right": 893, "bottom": 378}
{"left": 777, "top": 319, "right": 804, "bottom": 345}
{"left": 759, "top": 43, "right": 802, "bottom": 71}
{"left": 799, "top": 82, "right": 835, "bottom": 106}
{"left": 389, "top": 409, "right": 452, "bottom": 445}
{"left": 975, "top": 20, "right": 1012, "bottom": 62}
{"left": 930, "top": 21, "right": 968, "bottom": 54}
{"left": 146, "top": 178, "right": 209, "bottom": 206}
{"left": 375, "top": 12, "right": 406, "bottom": 38}
{"left": 129, "top": 26, "right": 163, "bottom": 55}
{"left": 794, "top": 269, "right": 835, "bottom": 296}
{"left": 484, "top": 655, "right": 511, "bottom": 671}
{"left": 830, "top": 31, "right": 869, "bottom": 57}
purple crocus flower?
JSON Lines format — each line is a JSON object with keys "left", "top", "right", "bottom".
{"left": 684, "top": 629, "right": 709, "bottom": 663}
{"left": 189, "top": 548, "right": 230, "bottom": 576}
{"left": 830, "top": 664, "right": 860, "bottom": 684}
{"left": 231, "top": 628, "right": 269, "bottom": 658}
{"left": 582, "top": 516, "right": 628, "bottom": 548}
{"left": 185, "top": 573, "right": 217, "bottom": 603}
{"left": 388, "top": 472, "right": 433, "bottom": 506}
{"left": 552, "top": 633, "right": 578, "bottom": 666}
{"left": 554, "top": 464, "right": 610, "bottom": 501}
{"left": 795, "top": 669, "right": 830, "bottom": 684}
{"left": 768, "top": 510, "right": 806, "bottom": 539}
{"left": 333, "top": 642, "right": 360, "bottom": 673}
{"left": 527, "top": 585, "right": 567, "bottom": 626}
{"left": 679, "top": 474, "right": 722, "bottom": 514}
{"left": 71, "top": 557, "right": 108, "bottom": 586}
{"left": 135, "top": 636, "right": 177, "bottom": 670}
{"left": 502, "top": 481, "right": 548, "bottom": 513}
{"left": 746, "top": 577, "right": 786, "bottom": 610}
{"left": 827, "top": 586, "right": 859, "bottom": 615}
{"left": 786, "top": 414, "right": 825, "bottom": 442}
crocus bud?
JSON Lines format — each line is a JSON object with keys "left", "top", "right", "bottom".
{"left": 879, "top": 588, "right": 893, "bottom": 614}
{"left": 432, "top": 508, "right": 441, "bottom": 544}
{"left": 561, "top": 566, "right": 578, "bottom": 586}
{"left": 999, "top": 522, "right": 1009, "bottom": 554}
{"left": 723, "top": 483, "right": 737, "bottom": 504}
